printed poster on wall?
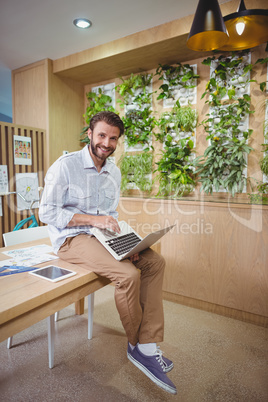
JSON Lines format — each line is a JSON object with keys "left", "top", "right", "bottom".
{"left": 14, "top": 135, "right": 32, "bottom": 165}
{"left": 0, "top": 165, "right": 8, "bottom": 194}
{"left": 15, "top": 172, "right": 39, "bottom": 211}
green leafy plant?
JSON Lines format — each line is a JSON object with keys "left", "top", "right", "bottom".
{"left": 194, "top": 134, "right": 252, "bottom": 196}
{"left": 116, "top": 72, "right": 156, "bottom": 150}
{"left": 156, "top": 63, "right": 199, "bottom": 100}
{"left": 201, "top": 51, "right": 254, "bottom": 106}
{"left": 202, "top": 96, "right": 253, "bottom": 139}
{"left": 260, "top": 104, "right": 268, "bottom": 176}
{"left": 155, "top": 101, "right": 197, "bottom": 143}
{"left": 122, "top": 108, "right": 156, "bottom": 149}
{"left": 260, "top": 148, "right": 268, "bottom": 176}
{"left": 174, "top": 103, "right": 198, "bottom": 132}
{"left": 197, "top": 51, "right": 255, "bottom": 197}
{"left": 155, "top": 136, "right": 196, "bottom": 197}
{"left": 248, "top": 180, "right": 268, "bottom": 205}
{"left": 80, "top": 88, "right": 116, "bottom": 144}
{"left": 116, "top": 73, "right": 154, "bottom": 107}
{"left": 254, "top": 57, "right": 268, "bottom": 92}
{"left": 119, "top": 152, "right": 153, "bottom": 193}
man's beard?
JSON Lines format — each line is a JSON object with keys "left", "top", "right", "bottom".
{"left": 90, "top": 139, "right": 114, "bottom": 161}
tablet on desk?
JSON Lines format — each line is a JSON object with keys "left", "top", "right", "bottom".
{"left": 29, "top": 265, "right": 76, "bottom": 282}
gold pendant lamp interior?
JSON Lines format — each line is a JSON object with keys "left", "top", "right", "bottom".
{"left": 187, "top": 0, "right": 229, "bottom": 51}
{"left": 187, "top": 0, "right": 268, "bottom": 52}
{"left": 220, "top": 0, "right": 268, "bottom": 51}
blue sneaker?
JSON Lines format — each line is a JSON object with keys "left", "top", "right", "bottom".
{"left": 156, "top": 346, "right": 174, "bottom": 373}
{"left": 127, "top": 343, "right": 173, "bottom": 373}
{"left": 127, "top": 345, "right": 177, "bottom": 395}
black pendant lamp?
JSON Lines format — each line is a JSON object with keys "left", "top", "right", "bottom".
{"left": 219, "top": 0, "right": 268, "bottom": 51}
{"left": 187, "top": 0, "right": 229, "bottom": 51}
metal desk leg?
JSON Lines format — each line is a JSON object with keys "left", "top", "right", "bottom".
{"left": 7, "top": 336, "right": 13, "bottom": 349}
{"left": 47, "top": 314, "right": 55, "bottom": 369}
{"left": 88, "top": 293, "right": 95, "bottom": 340}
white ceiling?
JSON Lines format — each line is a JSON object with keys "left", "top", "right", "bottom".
{"left": 0, "top": 0, "right": 229, "bottom": 118}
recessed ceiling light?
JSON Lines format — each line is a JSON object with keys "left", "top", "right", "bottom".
{"left": 73, "top": 18, "right": 92, "bottom": 29}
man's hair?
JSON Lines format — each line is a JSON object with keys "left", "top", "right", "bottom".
{"left": 89, "top": 111, "right": 124, "bottom": 137}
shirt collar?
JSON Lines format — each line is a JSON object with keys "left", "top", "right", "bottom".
{"left": 82, "top": 145, "right": 112, "bottom": 173}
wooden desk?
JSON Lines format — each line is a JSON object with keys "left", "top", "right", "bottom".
{"left": 0, "top": 238, "right": 110, "bottom": 367}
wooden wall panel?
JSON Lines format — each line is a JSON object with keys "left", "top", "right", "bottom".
{"left": 12, "top": 60, "right": 48, "bottom": 130}
{"left": 12, "top": 59, "right": 84, "bottom": 166}
{"left": 48, "top": 60, "right": 84, "bottom": 163}
{"left": 118, "top": 197, "right": 268, "bottom": 325}
{"left": 0, "top": 122, "right": 47, "bottom": 248}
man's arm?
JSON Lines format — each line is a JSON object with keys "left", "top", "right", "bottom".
{"left": 67, "top": 213, "right": 120, "bottom": 233}
{"left": 39, "top": 158, "right": 121, "bottom": 234}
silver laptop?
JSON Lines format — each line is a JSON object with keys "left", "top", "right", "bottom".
{"left": 91, "top": 220, "right": 175, "bottom": 261}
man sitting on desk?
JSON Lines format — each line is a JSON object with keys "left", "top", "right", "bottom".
{"left": 39, "top": 111, "right": 177, "bottom": 395}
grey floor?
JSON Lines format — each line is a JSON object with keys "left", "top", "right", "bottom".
{"left": 0, "top": 285, "right": 267, "bottom": 402}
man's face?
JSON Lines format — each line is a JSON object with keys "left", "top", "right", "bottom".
{"left": 88, "top": 121, "right": 120, "bottom": 162}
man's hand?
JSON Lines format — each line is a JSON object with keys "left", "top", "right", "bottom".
{"left": 129, "top": 253, "right": 140, "bottom": 262}
{"left": 90, "top": 215, "right": 121, "bottom": 234}
{"left": 68, "top": 213, "right": 120, "bottom": 233}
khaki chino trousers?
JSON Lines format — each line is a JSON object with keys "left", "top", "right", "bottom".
{"left": 58, "top": 234, "right": 165, "bottom": 346}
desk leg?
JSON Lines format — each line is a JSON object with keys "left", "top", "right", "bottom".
{"left": 75, "top": 298, "right": 85, "bottom": 315}
{"left": 88, "top": 293, "right": 95, "bottom": 340}
{"left": 47, "top": 315, "right": 55, "bottom": 369}
{"left": 7, "top": 336, "right": 13, "bottom": 349}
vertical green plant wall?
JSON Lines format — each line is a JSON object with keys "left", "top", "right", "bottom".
{"left": 115, "top": 73, "right": 156, "bottom": 194}
{"left": 80, "top": 52, "right": 267, "bottom": 203}
{"left": 249, "top": 98, "right": 268, "bottom": 204}
{"left": 194, "top": 52, "right": 267, "bottom": 198}
{"left": 194, "top": 52, "right": 255, "bottom": 196}
{"left": 155, "top": 101, "right": 197, "bottom": 197}
{"left": 116, "top": 73, "right": 156, "bottom": 151}
{"left": 154, "top": 63, "right": 199, "bottom": 197}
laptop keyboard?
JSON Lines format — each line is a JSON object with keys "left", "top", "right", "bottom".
{"left": 105, "top": 232, "right": 141, "bottom": 256}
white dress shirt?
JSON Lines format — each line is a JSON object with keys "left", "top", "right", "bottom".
{"left": 39, "top": 145, "right": 121, "bottom": 253}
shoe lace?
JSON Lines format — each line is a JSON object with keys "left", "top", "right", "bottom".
{"left": 155, "top": 346, "right": 167, "bottom": 371}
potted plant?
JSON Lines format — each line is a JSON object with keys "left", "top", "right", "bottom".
{"left": 155, "top": 101, "right": 197, "bottom": 143}
{"left": 122, "top": 108, "right": 156, "bottom": 150}
{"left": 201, "top": 51, "right": 253, "bottom": 106}
{"left": 155, "top": 135, "right": 196, "bottom": 198}
{"left": 156, "top": 63, "right": 199, "bottom": 102}
{"left": 194, "top": 131, "right": 253, "bottom": 196}
{"left": 119, "top": 152, "right": 153, "bottom": 194}
{"left": 260, "top": 148, "right": 268, "bottom": 177}
{"left": 248, "top": 180, "right": 268, "bottom": 205}
{"left": 116, "top": 72, "right": 156, "bottom": 150}
{"left": 116, "top": 73, "right": 154, "bottom": 108}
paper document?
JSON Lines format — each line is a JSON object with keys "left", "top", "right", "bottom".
{"left": 0, "top": 244, "right": 58, "bottom": 267}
